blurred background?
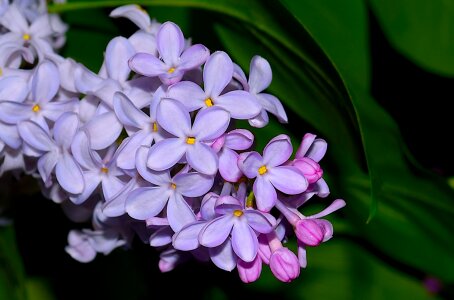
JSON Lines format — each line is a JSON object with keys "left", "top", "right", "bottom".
{"left": 1, "top": 0, "right": 453, "bottom": 299}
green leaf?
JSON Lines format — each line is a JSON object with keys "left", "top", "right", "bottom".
{"left": 369, "top": 0, "right": 454, "bottom": 76}
{"left": 0, "top": 226, "right": 28, "bottom": 300}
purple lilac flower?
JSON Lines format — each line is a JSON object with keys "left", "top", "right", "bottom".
{"left": 239, "top": 134, "right": 308, "bottom": 212}
{"left": 167, "top": 51, "right": 261, "bottom": 120}
{"left": 147, "top": 98, "right": 230, "bottom": 175}
{"left": 211, "top": 129, "right": 254, "bottom": 182}
{"left": 18, "top": 112, "right": 84, "bottom": 194}
{"left": 129, "top": 21, "right": 209, "bottom": 85}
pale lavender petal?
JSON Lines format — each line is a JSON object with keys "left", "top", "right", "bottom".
{"left": 257, "top": 93, "right": 288, "bottom": 123}
{"left": 232, "top": 218, "right": 258, "bottom": 262}
{"left": 101, "top": 175, "right": 125, "bottom": 200}
{"left": 109, "top": 5, "right": 151, "bottom": 31}
{"left": 166, "top": 81, "right": 205, "bottom": 111}
{"left": 135, "top": 146, "right": 172, "bottom": 185}
{"left": 42, "top": 99, "right": 79, "bottom": 121}
{"left": 105, "top": 37, "right": 135, "bottom": 82}
{"left": 244, "top": 211, "right": 274, "bottom": 233}
{"left": 102, "top": 177, "right": 137, "bottom": 217}
{"left": 200, "top": 193, "right": 218, "bottom": 221}
{"left": 224, "top": 129, "right": 254, "bottom": 150}
{"left": 29, "top": 14, "right": 53, "bottom": 38}
{"left": 0, "top": 5, "right": 28, "bottom": 32}
{"left": 147, "top": 138, "right": 186, "bottom": 171}
{"left": 128, "top": 31, "right": 157, "bottom": 55}
{"left": 158, "top": 70, "right": 184, "bottom": 85}
{"left": 174, "top": 172, "right": 214, "bottom": 197}
{"left": 56, "top": 153, "right": 84, "bottom": 194}
{"left": 157, "top": 21, "right": 184, "bottom": 66}
{"left": 126, "top": 186, "right": 170, "bottom": 220}
{"left": 248, "top": 108, "right": 269, "bottom": 128}
{"left": 0, "top": 101, "right": 32, "bottom": 124}
{"left": 167, "top": 193, "right": 196, "bottom": 232}
{"left": 179, "top": 44, "right": 209, "bottom": 70}
{"left": 71, "top": 131, "right": 98, "bottom": 170}
{"left": 295, "top": 133, "right": 316, "bottom": 158}
{"left": 32, "top": 60, "right": 59, "bottom": 103}
{"left": 238, "top": 151, "right": 262, "bottom": 179}
{"left": 203, "top": 51, "right": 233, "bottom": 97}
{"left": 53, "top": 112, "right": 79, "bottom": 149}
{"left": 117, "top": 131, "right": 153, "bottom": 170}
{"left": 249, "top": 56, "right": 272, "bottom": 93}
{"left": 92, "top": 79, "right": 121, "bottom": 108}
{"left": 306, "top": 139, "right": 328, "bottom": 162}
{"left": 307, "top": 199, "right": 346, "bottom": 219}
{"left": 0, "top": 123, "right": 21, "bottom": 149}
{"left": 18, "top": 120, "right": 54, "bottom": 152}
{"left": 0, "top": 76, "right": 28, "bottom": 102}
{"left": 253, "top": 176, "right": 276, "bottom": 212}
{"left": 74, "top": 65, "right": 103, "bottom": 94}
{"left": 209, "top": 239, "right": 237, "bottom": 271}
{"left": 219, "top": 148, "right": 242, "bottom": 182}
{"left": 83, "top": 111, "right": 123, "bottom": 150}
{"left": 69, "top": 171, "right": 101, "bottom": 204}
{"left": 37, "top": 152, "right": 58, "bottom": 185}
{"left": 172, "top": 221, "right": 206, "bottom": 251}
{"left": 65, "top": 231, "right": 96, "bottom": 263}
{"left": 263, "top": 134, "right": 292, "bottom": 167}
{"left": 149, "top": 226, "right": 174, "bottom": 247}
{"left": 297, "top": 241, "right": 307, "bottom": 268}
{"left": 216, "top": 91, "right": 261, "bottom": 119}
{"left": 157, "top": 98, "right": 190, "bottom": 137}
{"left": 128, "top": 52, "right": 167, "bottom": 76}
{"left": 186, "top": 142, "right": 218, "bottom": 175}
{"left": 199, "top": 215, "right": 234, "bottom": 247}
{"left": 232, "top": 63, "right": 248, "bottom": 90}
{"left": 268, "top": 166, "right": 308, "bottom": 195}
{"left": 113, "top": 91, "right": 149, "bottom": 129}
{"left": 195, "top": 114, "right": 230, "bottom": 144}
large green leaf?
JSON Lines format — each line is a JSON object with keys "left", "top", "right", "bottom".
{"left": 369, "top": 0, "right": 454, "bottom": 76}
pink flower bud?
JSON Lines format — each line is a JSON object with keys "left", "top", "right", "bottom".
{"left": 295, "top": 219, "right": 332, "bottom": 247}
{"left": 237, "top": 256, "right": 262, "bottom": 283}
{"left": 293, "top": 157, "right": 323, "bottom": 184}
{"left": 269, "top": 248, "right": 300, "bottom": 282}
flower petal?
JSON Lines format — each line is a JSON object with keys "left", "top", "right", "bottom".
{"left": 231, "top": 218, "right": 258, "bottom": 262}
{"left": 83, "top": 111, "right": 123, "bottom": 150}
{"left": 224, "top": 129, "right": 254, "bottom": 150}
{"left": 199, "top": 215, "right": 234, "bottom": 248}
{"left": 167, "top": 193, "right": 196, "bottom": 232}
{"left": 157, "top": 21, "right": 185, "bottom": 66}
{"left": 109, "top": 4, "right": 151, "bottom": 31}
{"left": 116, "top": 131, "right": 154, "bottom": 170}
{"left": 216, "top": 90, "right": 261, "bottom": 120}
{"left": 238, "top": 151, "right": 262, "bottom": 179}
{"left": 42, "top": 99, "right": 79, "bottom": 122}
{"left": 37, "top": 152, "right": 58, "bottom": 186}
{"left": 268, "top": 166, "right": 308, "bottom": 195}
{"left": 113, "top": 91, "right": 149, "bottom": 129}
{"left": 105, "top": 37, "right": 135, "bottom": 82}
{"left": 149, "top": 226, "right": 174, "bottom": 247}
{"left": 192, "top": 106, "right": 230, "bottom": 141}
{"left": 18, "top": 120, "right": 54, "bottom": 152}
{"left": 157, "top": 98, "right": 190, "bottom": 137}
{"left": 253, "top": 176, "right": 276, "bottom": 212}
{"left": 186, "top": 142, "right": 218, "bottom": 175}
{"left": 179, "top": 44, "right": 209, "bottom": 70}
{"left": 128, "top": 52, "right": 167, "bottom": 76}
{"left": 126, "top": 187, "right": 170, "bottom": 220}
{"left": 306, "top": 138, "right": 328, "bottom": 162}
{"left": 56, "top": 153, "right": 84, "bottom": 194}
{"left": 219, "top": 148, "right": 242, "bottom": 182}
{"left": 167, "top": 81, "right": 205, "bottom": 111}
{"left": 244, "top": 211, "right": 275, "bottom": 233}
{"left": 203, "top": 51, "right": 233, "bottom": 97}
{"left": 249, "top": 56, "right": 272, "bottom": 93}
{"left": 69, "top": 171, "right": 101, "bottom": 204}
{"left": 209, "top": 239, "right": 237, "bottom": 271}
{"left": 172, "top": 221, "right": 206, "bottom": 251}
{"left": 0, "top": 101, "right": 31, "bottom": 124}
{"left": 295, "top": 133, "right": 316, "bottom": 158}
{"left": 147, "top": 138, "right": 186, "bottom": 171}
{"left": 53, "top": 112, "right": 79, "bottom": 149}
{"left": 263, "top": 134, "right": 292, "bottom": 167}
{"left": 257, "top": 93, "right": 288, "bottom": 123}
{"left": 307, "top": 199, "right": 346, "bottom": 219}
{"left": 174, "top": 172, "right": 214, "bottom": 197}
{"left": 0, "top": 76, "right": 28, "bottom": 102}
{"left": 32, "top": 60, "right": 60, "bottom": 103}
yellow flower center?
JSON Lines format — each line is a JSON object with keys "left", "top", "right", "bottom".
{"left": 204, "top": 98, "right": 213, "bottom": 107}
{"left": 167, "top": 67, "right": 176, "bottom": 74}
{"left": 152, "top": 122, "right": 158, "bottom": 132}
{"left": 258, "top": 165, "right": 268, "bottom": 175}
{"left": 186, "top": 137, "right": 196, "bottom": 145}
{"left": 171, "top": 183, "right": 177, "bottom": 189}
{"left": 233, "top": 210, "right": 244, "bottom": 217}
{"left": 22, "top": 34, "right": 31, "bottom": 41}
{"left": 0, "top": 67, "right": 3, "bottom": 77}
{"left": 32, "top": 104, "right": 40, "bottom": 112}
{"left": 101, "top": 167, "right": 109, "bottom": 174}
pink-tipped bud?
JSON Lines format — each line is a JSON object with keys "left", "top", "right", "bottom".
{"left": 293, "top": 157, "right": 323, "bottom": 184}
{"left": 269, "top": 248, "right": 300, "bottom": 282}
{"left": 295, "top": 219, "right": 332, "bottom": 247}
{"left": 237, "top": 256, "right": 262, "bottom": 283}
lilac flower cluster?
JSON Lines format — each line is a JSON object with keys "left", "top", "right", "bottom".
{"left": 0, "top": 2, "right": 345, "bottom": 283}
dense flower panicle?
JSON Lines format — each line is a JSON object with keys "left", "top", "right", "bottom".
{"left": 0, "top": 2, "right": 345, "bottom": 283}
